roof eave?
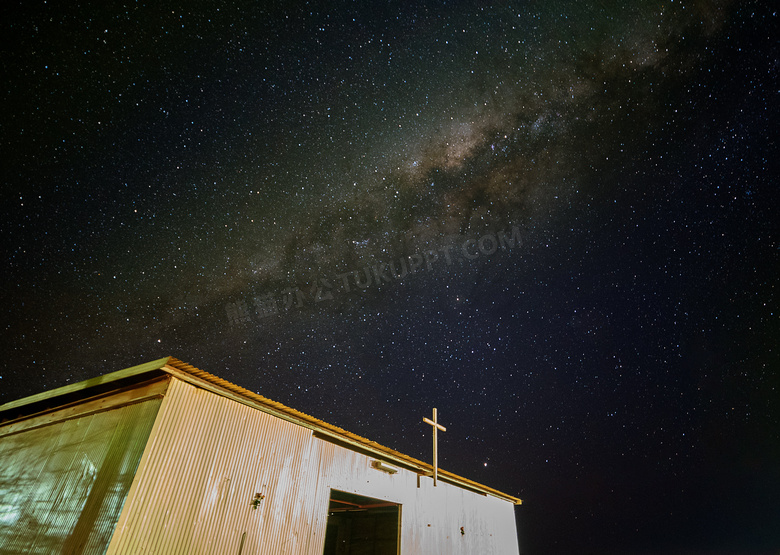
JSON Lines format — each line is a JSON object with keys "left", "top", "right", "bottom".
{"left": 1, "top": 356, "right": 523, "bottom": 505}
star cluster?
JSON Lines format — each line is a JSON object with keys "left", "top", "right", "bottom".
{"left": 2, "top": 1, "right": 778, "bottom": 553}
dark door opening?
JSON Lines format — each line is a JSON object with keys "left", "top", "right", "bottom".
{"left": 322, "top": 490, "right": 400, "bottom": 555}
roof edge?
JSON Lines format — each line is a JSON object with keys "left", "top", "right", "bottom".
{"left": 163, "top": 357, "right": 522, "bottom": 505}
{"left": 0, "top": 357, "right": 172, "bottom": 415}
{"left": 1, "top": 356, "right": 522, "bottom": 505}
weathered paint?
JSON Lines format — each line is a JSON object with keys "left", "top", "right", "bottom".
{"left": 107, "top": 378, "right": 519, "bottom": 554}
{"left": 313, "top": 432, "right": 519, "bottom": 555}
{"left": 160, "top": 358, "right": 520, "bottom": 506}
{"left": 1, "top": 359, "right": 521, "bottom": 554}
{"left": 108, "top": 378, "right": 320, "bottom": 554}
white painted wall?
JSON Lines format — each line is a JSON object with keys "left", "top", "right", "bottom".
{"left": 108, "top": 378, "right": 519, "bottom": 554}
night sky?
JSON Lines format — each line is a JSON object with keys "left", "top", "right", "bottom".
{"left": 2, "top": 1, "right": 778, "bottom": 553}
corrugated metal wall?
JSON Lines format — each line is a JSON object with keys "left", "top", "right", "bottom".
{"left": 107, "top": 377, "right": 322, "bottom": 555}
{"left": 107, "top": 378, "right": 519, "bottom": 555}
{"left": 399, "top": 475, "right": 519, "bottom": 554}
{"left": 314, "top": 436, "right": 519, "bottom": 555}
{"left": 0, "top": 382, "right": 164, "bottom": 554}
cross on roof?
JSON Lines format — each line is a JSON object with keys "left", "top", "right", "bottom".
{"left": 423, "top": 408, "right": 446, "bottom": 486}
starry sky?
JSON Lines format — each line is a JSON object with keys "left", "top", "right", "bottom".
{"left": 2, "top": 1, "right": 778, "bottom": 553}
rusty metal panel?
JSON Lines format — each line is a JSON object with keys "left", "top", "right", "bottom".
{"left": 0, "top": 389, "right": 163, "bottom": 554}
{"left": 107, "top": 377, "right": 322, "bottom": 555}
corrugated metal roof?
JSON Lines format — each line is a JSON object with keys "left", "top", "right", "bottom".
{"left": 0, "top": 356, "right": 522, "bottom": 505}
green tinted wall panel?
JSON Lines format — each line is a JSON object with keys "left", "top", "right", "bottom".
{"left": 0, "top": 397, "right": 162, "bottom": 554}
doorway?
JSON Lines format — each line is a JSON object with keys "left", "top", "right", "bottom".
{"left": 322, "top": 490, "right": 400, "bottom": 555}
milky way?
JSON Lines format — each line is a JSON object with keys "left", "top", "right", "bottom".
{"left": 2, "top": 1, "right": 778, "bottom": 553}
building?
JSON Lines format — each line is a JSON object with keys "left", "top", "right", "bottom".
{"left": 0, "top": 357, "right": 521, "bottom": 554}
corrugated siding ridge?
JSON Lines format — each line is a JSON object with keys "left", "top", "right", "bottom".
{"left": 162, "top": 357, "right": 522, "bottom": 505}
{"left": 108, "top": 378, "right": 327, "bottom": 555}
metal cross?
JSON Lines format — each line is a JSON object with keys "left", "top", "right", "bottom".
{"left": 423, "top": 408, "right": 447, "bottom": 486}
